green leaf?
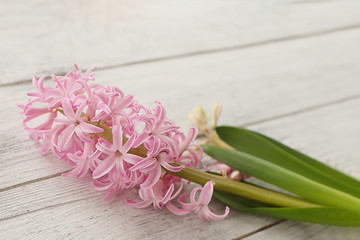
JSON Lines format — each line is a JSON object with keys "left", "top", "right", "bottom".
{"left": 202, "top": 144, "right": 360, "bottom": 215}
{"left": 216, "top": 126, "right": 360, "bottom": 198}
{"left": 252, "top": 129, "right": 360, "bottom": 188}
{"left": 214, "top": 191, "right": 360, "bottom": 226}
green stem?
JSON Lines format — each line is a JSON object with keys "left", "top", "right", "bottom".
{"left": 57, "top": 108, "right": 319, "bottom": 208}
{"left": 169, "top": 165, "right": 319, "bottom": 208}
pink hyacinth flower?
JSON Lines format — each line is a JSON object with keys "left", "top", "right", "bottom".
{"left": 125, "top": 179, "right": 183, "bottom": 209}
{"left": 54, "top": 98, "right": 103, "bottom": 150}
{"left": 167, "top": 181, "right": 230, "bottom": 220}
{"left": 63, "top": 141, "right": 99, "bottom": 179}
{"left": 130, "top": 138, "right": 184, "bottom": 189}
{"left": 92, "top": 124, "right": 143, "bottom": 179}
{"left": 137, "top": 101, "right": 180, "bottom": 157}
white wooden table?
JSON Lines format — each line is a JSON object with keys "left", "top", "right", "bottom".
{"left": 1, "top": 1, "right": 360, "bottom": 239}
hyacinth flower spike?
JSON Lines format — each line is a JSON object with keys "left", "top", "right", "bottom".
{"left": 24, "top": 66, "right": 360, "bottom": 224}
{"left": 54, "top": 97, "right": 103, "bottom": 150}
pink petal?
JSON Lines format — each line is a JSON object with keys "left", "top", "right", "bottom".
{"left": 189, "top": 187, "right": 202, "bottom": 205}
{"left": 79, "top": 122, "right": 104, "bottom": 133}
{"left": 200, "top": 206, "right": 230, "bottom": 221}
{"left": 166, "top": 202, "right": 190, "bottom": 216}
{"left": 129, "top": 156, "right": 153, "bottom": 171}
{"left": 155, "top": 125, "right": 179, "bottom": 135}
{"left": 52, "top": 75, "right": 65, "bottom": 93}
{"left": 125, "top": 199, "right": 152, "bottom": 209}
{"left": 179, "top": 127, "right": 197, "bottom": 154}
{"left": 76, "top": 159, "right": 90, "bottom": 178}
{"left": 169, "top": 181, "right": 184, "bottom": 201}
{"left": 112, "top": 124, "right": 123, "bottom": 150}
{"left": 124, "top": 153, "right": 143, "bottom": 165}
{"left": 115, "top": 157, "right": 127, "bottom": 177}
{"left": 161, "top": 183, "right": 175, "bottom": 204}
{"left": 91, "top": 181, "right": 112, "bottom": 191}
{"left": 153, "top": 101, "right": 166, "bottom": 128}
{"left": 162, "top": 162, "right": 184, "bottom": 172}
{"left": 139, "top": 159, "right": 157, "bottom": 172}
{"left": 48, "top": 95, "right": 63, "bottom": 109}
{"left": 92, "top": 111, "right": 107, "bottom": 121}
{"left": 121, "top": 134, "right": 136, "bottom": 153}
{"left": 140, "top": 166, "right": 161, "bottom": 189}
{"left": 31, "top": 75, "right": 38, "bottom": 89}
{"left": 148, "top": 137, "right": 162, "bottom": 156}
{"left": 160, "top": 135, "right": 178, "bottom": 157}
{"left": 40, "top": 138, "right": 52, "bottom": 154}
{"left": 96, "top": 142, "right": 115, "bottom": 155}
{"left": 137, "top": 114, "right": 153, "bottom": 129}
{"left": 133, "top": 131, "right": 150, "bottom": 148}
{"left": 51, "top": 124, "right": 67, "bottom": 149}
{"left": 82, "top": 141, "right": 95, "bottom": 156}
{"left": 98, "top": 103, "right": 112, "bottom": 114}
{"left": 61, "top": 97, "right": 76, "bottom": 121}
{"left": 198, "top": 181, "right": 214, "bottom": 206}
{"left": 76, "top": 101, "right": 87, "bottom": 119}
{"left": 75, "top": 127, "right": 91, "bottom": 143}
{"left": 67, "top": 152, "right": 82, "bottom": 162}
{"left": 59, "top": 125, "right": 76, "bottom": 150}
{"left": 177, "top": 193, "right": 195, "bottom": 212}
{"left": 92, "top": 155, "right": 116, "bottom": 179}
{"left": 25, "top": 106, "right": 50, "bottom": 118}
{"left": 54, "top": 119, "right": 73, "bottom": 125}
{"left": 113, "top": 95, "right": 134, "bottom": 112}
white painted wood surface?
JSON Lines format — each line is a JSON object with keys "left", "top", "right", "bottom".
{"left": 1, "top": 0, "right": 360, "bottom": 85}
{"left": 1, "top": 1, "right": 359, "bottom": 239}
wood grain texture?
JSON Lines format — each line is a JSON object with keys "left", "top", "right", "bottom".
{"left": 0, "top": 189, "right": 274, "bottom": 240}
{"left": 1, "top": 0, "right": 360, "bottom": 84}
{"left": 0, "top": 166, "right": 275, "bottom": 240}
{"left": 244, "top": 220, "right": 360, "bottom": 240}
{"left": 2, "top": 28, "right": 360, "bottom": 190}
{"left": 1, "top": 2, "right": 360, "bottom": 238}
{"left": 1, "top": 81, "right": 360, "bottom": 240}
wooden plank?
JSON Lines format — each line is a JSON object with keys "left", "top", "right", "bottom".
{"left": 0, "top": 187, "right": 274, "bottom": 240}
{"left": 0, "top": 155, "right": 276, "bottom": 240}
{"left": 1, "top": 0, "right": 360, "bottom": 84}
{"left": 2, "top": 28, "right": 360, "bottom": 189}
{"left": 1, "top": 83, "right": 359, "bottom": 240}
{"left": 244, "top": 220, "right": 360, "bottom": 240}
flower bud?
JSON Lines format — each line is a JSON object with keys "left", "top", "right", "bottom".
{"left": 211, "top": 101, "right": 223, "bottom": 130}
{"left": 188, "top": 105, "right": 208, "bottom": 133}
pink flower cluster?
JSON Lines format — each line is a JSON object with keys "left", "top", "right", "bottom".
{"left": 18, "top": 65, "right": 229, "bottom": 220}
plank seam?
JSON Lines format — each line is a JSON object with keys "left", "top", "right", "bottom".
{"left": 0, "top": 171, "right": 69, "bottom": 193}
{"left": 1, "top": 23, "right": 360, "bottom": 88}
{"left": 233, "top": 219, "right": 286, "bottom": 239}
{"left": 0, "top": 196, "right": 98, "bottom": 222}
{"left": 241, "top": 92, "right": 360, "bottom": 127}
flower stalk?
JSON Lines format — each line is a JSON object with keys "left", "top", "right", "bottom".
{"left": 89, "top": 117, "right": 319, "bottom": 208}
